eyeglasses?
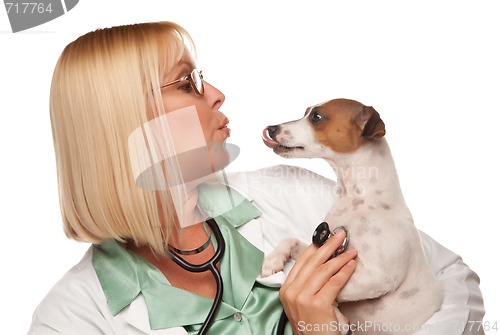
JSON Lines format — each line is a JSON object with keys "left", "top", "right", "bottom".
{"left": 160, "top": 69, "right": 204, "bottom": 95}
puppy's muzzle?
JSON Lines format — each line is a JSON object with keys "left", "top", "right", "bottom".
{"left": 267, "top": 125, "right": 280, "bottom": 138}
{"left": 262, "top": 125, "right": 281, "bottom": 149}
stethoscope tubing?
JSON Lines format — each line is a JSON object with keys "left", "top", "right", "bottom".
{"left": 168, "top": 219, "right": 347, "bottom": 335}
{"left": 168, "top": 218, "right": 225, "bottom": 335}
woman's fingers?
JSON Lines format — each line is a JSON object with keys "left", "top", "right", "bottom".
{"left": 279, "top": 240, "right": 358, "bottom": 335}
{"left": 285, "top": 230, "right": 349, "bottom": 287}
{"left": 297, "top": 249, "right": 357, "bottom": 296}
{"left": 282, "top": 243, "right": 318, "bottom": 285}
{"left": 320, "top": 258, "right": 357, "bottom": 299}
{"left": 280, "top": 249, "right": 357, "bottom": 310}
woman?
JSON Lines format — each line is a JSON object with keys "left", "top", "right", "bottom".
{"left": 29, "top": 21, "right": 484, "bottom": 335}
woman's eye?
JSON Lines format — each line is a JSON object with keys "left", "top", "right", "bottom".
{"left": 178, "top": 83, "right": 193, "bottom": 93}
{"left": 309, "top": 111, "right": 322, "bottom": 122}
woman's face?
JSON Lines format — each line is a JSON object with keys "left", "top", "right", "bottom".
{"left": 160, "top": 51, "right": 229, "bottom": 146}
{"left": 154, "top": 50, "right": 231, "bottom": 181}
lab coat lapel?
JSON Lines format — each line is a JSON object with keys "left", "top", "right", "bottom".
{"left": 123, "top": 294, "right": 188, "bottom": 335}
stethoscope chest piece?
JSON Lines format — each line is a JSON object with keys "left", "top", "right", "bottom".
{"left": 312, "top": 221, "right": 331, "bottom": 244}
{"left": 312, "top": 222, "right": 350, "bottom": 258}
{"left": 278, "top": 222, "right": 351, "bottom": 335}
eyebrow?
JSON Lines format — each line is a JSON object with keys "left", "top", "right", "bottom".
{"left": 167, "top": 61, "right": 195, "bottom": 82}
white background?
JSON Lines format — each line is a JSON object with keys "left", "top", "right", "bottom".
{"left": 1, "top": 0, "right": 499, "bottom": 332}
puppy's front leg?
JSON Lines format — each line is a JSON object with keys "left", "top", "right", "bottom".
{"left": 261, "top": 238, "right": 307, "bottom": 277}
{"left": 333, "top": 304, "right": 351, "bottom": 335}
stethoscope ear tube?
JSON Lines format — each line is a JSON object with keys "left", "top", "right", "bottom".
{"left": 168, "top": 218, "right": 225, "bottom": 335}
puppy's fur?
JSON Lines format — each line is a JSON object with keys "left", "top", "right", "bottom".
{"left": 261, "top": 99, "right": 442, "bottom": 335}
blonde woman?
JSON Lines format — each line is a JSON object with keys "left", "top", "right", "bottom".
{"left": 29, "top": 22, "right": 484, "bottom": 335}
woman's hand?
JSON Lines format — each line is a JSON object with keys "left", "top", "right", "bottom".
{"left": 279, "top": 230, "right": 357, "bottom": 335}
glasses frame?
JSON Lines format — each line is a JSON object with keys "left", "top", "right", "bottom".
{"left": 159, "top": 69, "right": 204, "bottom": 95}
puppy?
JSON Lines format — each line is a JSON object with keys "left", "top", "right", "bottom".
{"left": 261, "top": 99, "right": 442, "bottom": 334}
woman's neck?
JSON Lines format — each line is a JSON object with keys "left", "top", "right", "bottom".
{"left": 127, "top": 180, "right": 221, "bottom": 298}
{"left": 127, "top": 221, "right": 218, "bottom": 298}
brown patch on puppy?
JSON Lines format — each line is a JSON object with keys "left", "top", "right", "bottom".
{"left": 380, "top": 203, "right": 391, "bottom": 210}
{"left": 311, "top": 99, "right": 386, "bottom": 153}
{"left": 399, "top": 287, "right": 420, "bottom": 300}
{"left": 352, "top": 198, "right": 365, "bottom": 210}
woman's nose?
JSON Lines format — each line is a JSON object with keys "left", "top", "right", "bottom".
{"left": 204, "top": 81, "right": 225, "bottom": 110}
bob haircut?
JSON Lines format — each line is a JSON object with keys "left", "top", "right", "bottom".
{"left": 50, "top": 21, "right": 194, "bottom": 257}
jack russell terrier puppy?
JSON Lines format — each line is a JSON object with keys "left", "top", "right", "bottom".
{"left": 261, "top": 98, "right": 442, "bottom": 335}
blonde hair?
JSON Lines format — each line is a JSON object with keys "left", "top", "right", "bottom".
{"left": 50, "top": 21, "right": 194, "bottom": 256}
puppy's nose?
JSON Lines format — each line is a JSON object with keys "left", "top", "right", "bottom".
{"left": 267, "top": 125, "right": 281, "bottom": 139}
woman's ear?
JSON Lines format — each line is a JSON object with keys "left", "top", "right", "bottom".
{"left": 354, "top": 106, "right": 386, "bottom": 139}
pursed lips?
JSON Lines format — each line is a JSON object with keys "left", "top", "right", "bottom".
{"left": 218, "top": 117, "right": 230, "bottom": 137}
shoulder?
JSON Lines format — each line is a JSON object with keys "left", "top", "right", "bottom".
{"left": 227, "top": 165, "right": 336, "bottom": 248}
{"left": 28, "top": 248, "right": 115, "bottom": 334}
{"left": 418, "top": 231, "right": 485, "bottom": 332}
{"left": 226, "top": 164, "right": 335, "bottom": 201}
{"left": 227, "top": 165, "right": 335, "bottom": 228}
{"left": 229, "top": 164, "right": 332, "bottom": 182}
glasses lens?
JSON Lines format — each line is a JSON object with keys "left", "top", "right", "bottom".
{"left": 191, "top": 69, "right": 204, "bottom": 95}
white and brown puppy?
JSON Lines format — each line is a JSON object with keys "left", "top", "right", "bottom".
{"left": 261, "top": 99, "right": 442, "bottom": 335}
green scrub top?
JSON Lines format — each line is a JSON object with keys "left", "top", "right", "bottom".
{"left": 92, "top": 185, "right": 293, "bottom": 334}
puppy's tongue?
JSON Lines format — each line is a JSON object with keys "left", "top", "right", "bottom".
{"left": 262, "top": 127, "right": 279, "bottom": 149}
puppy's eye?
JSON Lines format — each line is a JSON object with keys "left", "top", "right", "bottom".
{"left": 309, "top": 111, "right": 322, "bottom": 123}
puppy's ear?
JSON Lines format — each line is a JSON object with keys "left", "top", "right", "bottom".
{"left": 354, "top": 106, "right": 386, "bottom": 139}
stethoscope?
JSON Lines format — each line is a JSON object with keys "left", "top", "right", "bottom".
{"left": 168, "top": 217, "right": 225, "bottom": 335}
{"left": 277, "top": 222, "right": 350, "bottom": 335}
{"left": 168, "top": 219, "right": 349, "bottom": 335}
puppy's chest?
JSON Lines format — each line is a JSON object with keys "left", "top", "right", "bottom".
{"left": 325, "top": 197, "right": 413, "bottom": 246}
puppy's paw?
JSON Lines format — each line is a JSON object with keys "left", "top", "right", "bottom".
{"left": 260, "top": 238, "right": 306, "bottom": 277}
{"left": 260, "top": 252, "right": 289, "bottom": 277}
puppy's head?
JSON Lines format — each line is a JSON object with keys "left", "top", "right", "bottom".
{"left": 262, "top": 98, "right": 385, "bottom": 158}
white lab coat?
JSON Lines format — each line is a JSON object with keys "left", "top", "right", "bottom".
{"left": 28, "top": 166, "right": 485, "bottom": 335}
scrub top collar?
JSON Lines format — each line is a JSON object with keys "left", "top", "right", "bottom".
{"left": 92, "top": 183, "right": 264, "bottom": 330}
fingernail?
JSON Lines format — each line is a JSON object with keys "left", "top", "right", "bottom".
{"left": 333, "top": 229, "right": 346, "bottom": 239}
{"left": 346, "top": 249, "right": 358, "bottom": 257}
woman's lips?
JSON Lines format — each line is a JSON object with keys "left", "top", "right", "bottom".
{"left": 218, "top": 118, "right": 230, "bottom": 136}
